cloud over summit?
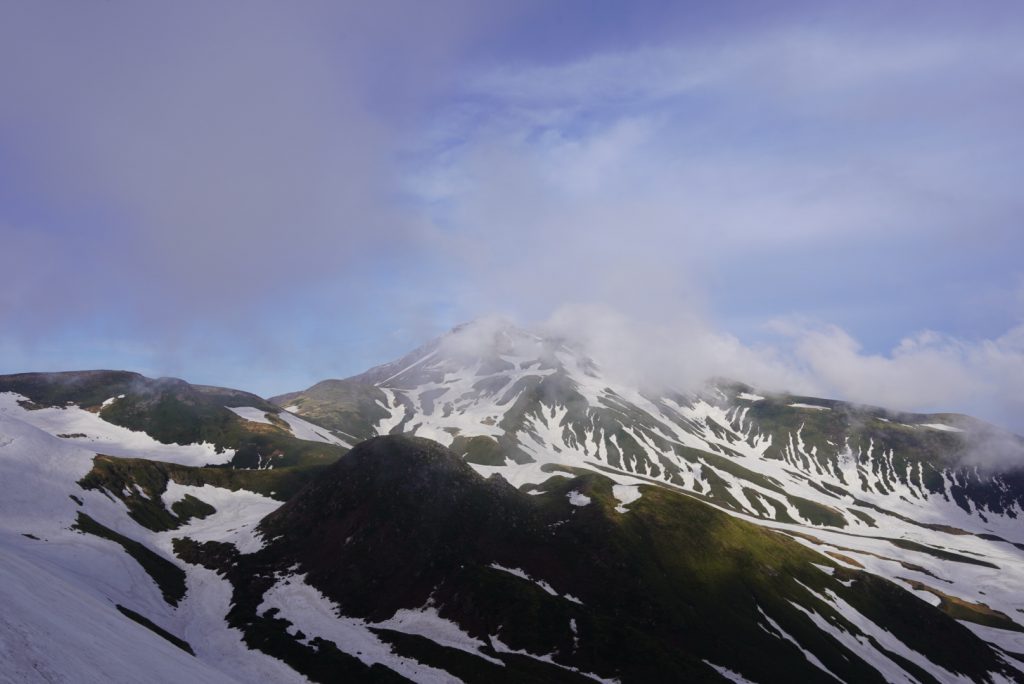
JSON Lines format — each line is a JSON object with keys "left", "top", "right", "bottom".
{"left": 1, "top": 2, "right": 1022, "bottom": 433}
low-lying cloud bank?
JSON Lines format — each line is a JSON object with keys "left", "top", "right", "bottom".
{"left": 541, "top": 305, "right": 1024, "bottom": 439}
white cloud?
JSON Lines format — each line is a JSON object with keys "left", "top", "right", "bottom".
{"left": 543, "top": 303, "right": 1024, "bottom": 436}
{"left": 409, "top": 19, "right": 1024, "bottom": 440}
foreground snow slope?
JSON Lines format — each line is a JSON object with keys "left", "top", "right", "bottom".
{"left": 0, "top": 405, "right": 305, "bottom": 683}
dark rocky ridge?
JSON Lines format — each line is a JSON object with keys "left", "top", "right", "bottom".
{"left": 242, "top": 435, "right": 1015, "bottom": 683}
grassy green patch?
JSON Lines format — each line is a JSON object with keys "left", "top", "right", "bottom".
{"left": 788, "top": 496, "right": 848, "bottom": 528}
{"left": 78, "top": 454, "right": 326, "bottom": 532}
{"left": 0, "top": 370, "right": 345, "bottom": 470}
{"left": 848, "top": 509, "right": 877, "bottom": 527}
{"left": 270, "top": 379, "right": 389, "bottom": 443}
{"left": 171, "top": 494, "right": 216, "bottom": 524}
{"left": 450, "top": 435, "right": 505, "bottom": 466}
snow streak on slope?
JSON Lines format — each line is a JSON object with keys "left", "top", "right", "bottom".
{"left": 258, "top": 575, "right": 457, "bottom": 683}
{"left": 227, "top": 406, "right": 275, "bottom": 425}
{"left": 229, "top": 404, "right": 350, "bottom": 446}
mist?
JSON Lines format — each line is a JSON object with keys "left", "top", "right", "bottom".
{"left": 1, "top": 2, "right": 1023, "bottom": 447}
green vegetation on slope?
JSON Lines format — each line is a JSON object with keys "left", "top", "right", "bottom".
{"left": 72, "top": 512, "right": 186, "bottom": 606}
{"left": 173, "top": 436, "right": 1013, "bottom": 684}
{"left": 0, "top": 370, "right": 347, "bottom": 470}
{"left": 79, "top": 454, "right": 329, "bottom": 532}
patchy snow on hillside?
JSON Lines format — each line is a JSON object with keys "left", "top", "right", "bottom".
{"left": 0, "top": 392, "right": 232, "bottom": 466}
{"left": 611, "top": 484, "right": 642, "bottom": 513}
{"left": 275, "top": 410, "right": 349, "bottom": 446}
{"left": 228, "top": 405, "right": 349, "bottom": 446}
{"left": 259, "top": 575, "right": 456, "bottom": 683}
{"left": 161, "top": 482, "right": 280, "bottom": 554}
{"left": 0, "top": 407, "right": 303, "bottom": 683}
{"left": 567, "top": 490, "right": 591, "bottom": 507}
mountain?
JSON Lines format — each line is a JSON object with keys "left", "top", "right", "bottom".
{"left": 1, "top": 321, "right": 1023, "bottom": 682}
{"left": 184, "top": 435, "right": 1016, "bottom": 682}
{"left": 0, "top": 370, "right": 349, "bottom": 468}
{"left": 277, "top": 319, "right": 1024, "bottom": 529}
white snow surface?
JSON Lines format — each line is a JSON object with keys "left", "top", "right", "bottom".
{"left": 737, "top": 392, "right": 764, "bottom": 401}
{"left": 0, "top": 550, "right": 237, "bottom": 684}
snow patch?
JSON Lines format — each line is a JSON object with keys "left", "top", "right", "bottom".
{"left": 788, "top": 403, "right": 830, "bottom": 411}
{"left": 757, "top": 606, "right": 840, "bottom": 681}
{"left": 259, "top": 575, "right": 457, "bottom": 682}
{"left": 488, "top": 563, "right": 583, "bottom": 604}
{"left": 376, "top": 604, "right": 504, "bottom": 665}
{"left": 703, "top": 661, "right": 758, "bottom": 684}
{"left": 568, "top": 490, "right": 591, "bottom": 507}
{"left": 228, "top": 405, "right": 348, "bottom": 446}
{"left": 275, "top": 411, "right": 349, "bottom": 446}
{"left": 227, "top": 406, "right": 274, "bottom": 425}
{"left": 611, "top": 484, "right": 642, "bottom": 514}
{"left": 920, "top": 423, "right": 964, "bottom": 433}
{"left": 490, "top": 633, "right": 618, "bottom": 683}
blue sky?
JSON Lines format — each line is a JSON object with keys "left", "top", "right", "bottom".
{"left": 1, "top": 2, "right": 1023, "bottom": 429}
